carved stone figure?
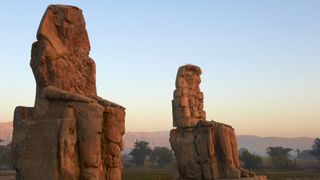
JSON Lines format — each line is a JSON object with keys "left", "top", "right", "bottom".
{"left": 12, "top": 5, "right": 125, "bottom": 180}
{"left": 172, "top": 65, "right": 205, "bottom": 127}
{"left": 170, "top": 65, "right": 266, "bottom": 180}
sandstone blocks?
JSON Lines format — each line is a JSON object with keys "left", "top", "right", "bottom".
{"left": 170, "top": 65, "right": 263, "bottom": 179}
{"left": 172, "top": 65, "right": 206, "bottom": 127}
{"left": 12, "top": 5, "right": 125, "bottom": 180}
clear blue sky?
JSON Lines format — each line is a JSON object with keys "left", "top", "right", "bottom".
{"left": 0, "top": 1, "right": 319, "bottom": 137}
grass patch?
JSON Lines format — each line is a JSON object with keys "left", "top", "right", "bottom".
{"left": 123, "top": 167, "right": 171, "bottom": 180}
{"left": 256, "top": 169, "right": 320, "bottom": 180}
{"left": 123, "top": 167, "right": 320, "bottom": 180}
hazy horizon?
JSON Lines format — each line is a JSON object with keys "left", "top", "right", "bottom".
{"left": 0, "top": 1, "right": 319, "bottom": 138}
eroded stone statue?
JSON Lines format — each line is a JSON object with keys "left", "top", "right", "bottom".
{"left": 12, "top": 5, "right": 125, "bottom": 180}
{"left": 170, "top": 65, "right": 266, "bottom": 180}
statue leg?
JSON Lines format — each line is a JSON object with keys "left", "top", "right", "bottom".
{"left": 75, "top": 103, "right": 105, "bottom": 179}
{"left": 216, "top": 125, "right": 240, "bottom": 179}
{"left": 228, "top": 127, "right": 240, "bottom": 168}
{"left": 59, "top": 106, "right": 79, "bottom": 179}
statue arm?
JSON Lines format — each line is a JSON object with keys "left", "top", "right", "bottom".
{"left": 43, "top": 86, "right": 95, "bottom": 103}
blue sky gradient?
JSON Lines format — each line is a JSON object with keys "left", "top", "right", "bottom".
{"left": 0, "top": 1, "right": 319, "bottom": 137}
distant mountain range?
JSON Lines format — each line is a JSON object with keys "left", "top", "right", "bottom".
{"left": 0, "top": 121, "right": 315, "bottom": 156}
{"left": 123, "top": 131, "right": 170, "bottom": 154}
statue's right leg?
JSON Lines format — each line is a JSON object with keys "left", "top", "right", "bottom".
{"left": 216, "top": 125, "right": 240, "bottom": 179}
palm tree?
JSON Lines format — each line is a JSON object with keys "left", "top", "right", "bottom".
{"left": 311, "top": 138, "right": 320, "bottom": 168}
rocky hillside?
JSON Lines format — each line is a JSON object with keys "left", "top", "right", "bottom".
{"left": 0, "top": 122, "right": 315, "bottom": 156}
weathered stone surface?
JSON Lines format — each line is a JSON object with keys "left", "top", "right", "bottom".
{"left": 170, "top": 65, "right": 266, "bottom": 179}
{"left": 31, "top": 5, "right": 95, "bottom": 100}
{"left": 172, "top": 65, "right": 206, "bottom": 127}
{"left": 12, "top": 5, "right": 125, "bottom": 180}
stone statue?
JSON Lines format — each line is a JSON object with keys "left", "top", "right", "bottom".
{"left": 170, "top": 64, "right": 266, "bottom": 179}
{"left": 172, "top": 65, "right": 205, "bottom": 127}
{"left": 12, "top": 5, "right": 125, "bottom": 180}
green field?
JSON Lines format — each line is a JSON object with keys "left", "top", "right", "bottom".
{"left": 256, "top": 169, "right": 320, "bottom": 180}
{"left": 123, "top": 167, "right": 320, "bottom": 180}
{"left": 123, "top": 167, "right": 171, "bottom": 180}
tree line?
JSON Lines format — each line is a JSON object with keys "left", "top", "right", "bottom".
{"left": 126, "top": 138, "right": 320, "bottom": 170}
{"left": 126, "top": 140, "right": 174, "bottom": 167}
{"left": 239, "top": 138, "right": 320, "bottom": 170}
